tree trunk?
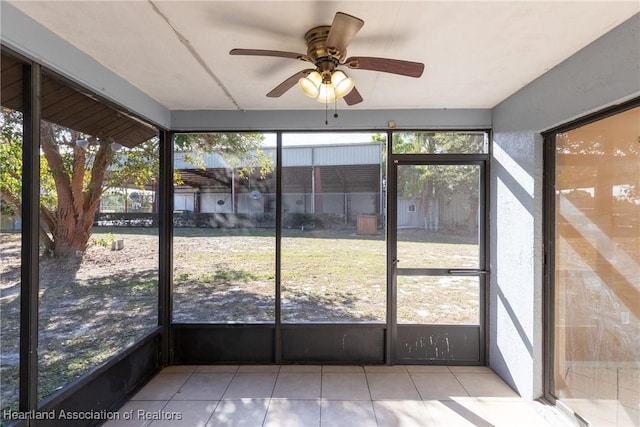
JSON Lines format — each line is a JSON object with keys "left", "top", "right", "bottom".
{"left": 50, "top": 204, "right": 97, "bottom": 257}
{"left": 40, "top": 123, "right": 112, "bottom": 258}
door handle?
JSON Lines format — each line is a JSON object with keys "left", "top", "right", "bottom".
{"left": 447, "top": 269, "right": 488, "bottom": 275}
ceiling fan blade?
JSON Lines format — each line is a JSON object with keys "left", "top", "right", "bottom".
{"left": 230, "top": 49, "right": 310, "bottom": 62}
{"left": 343, "top": 87, "right": 363, "bottom": 106}
{"left": 266, "top": 70, "right": 311, "bottom": 98}
{"left": 325, "top": 12, "right": 364, "bottom": 53}
{"left": 345, "top": 57, "right": 425, "bottom": 78}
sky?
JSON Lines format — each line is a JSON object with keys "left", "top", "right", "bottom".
{"left": 262, "top": 132, "right": 383, "bottom": 147}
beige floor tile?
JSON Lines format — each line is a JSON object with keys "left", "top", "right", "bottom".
{"left": 222, "top": 373, "right": 277, "bottom": 399}
{"left": 321, "top": 372, "right": 371, "bottom": 400}
{"left": 618, "top": 368, "right": 640, "bottom": 393}
{"left": 320, "top": 400, "right": 377, "bottom": 427}
{"left": 364, "top": 366, "right": 408, "bottom": 373}
{"left": 237, "top": 365, "right": 281, "bottom": 373}
{"left": 449, "top": 366, "right": 494, "bottom": 374}
{"left": 405, "top": 366, "right": 451, "bottom": 373}
{"left": 619, "top": 405, "right": 640, "bottom": 427}
{"left": 565, "top": 370, "right": 617, "bottom": 399}
{"left": 272, "top": 372, "right": 321, "bottom": 399}
{"left": 372, "top": 400, "right": 432, "bottom": 427}
{"left": 322, "top": 365, "right": 365, "bottom": 373}
{"left": 131, "top": 373, "right": 191, "bottom": 401}
{"left": 410, "top": 373, "right": 469, "bottom": 401}
{"left": 620, "top": 386, "right": 640, "bottom": 411}
{"left": 263, "top": 399, "right": 321, "bottom": 427}
{"left": 173, "top": 373, "right": 234, "bottom": 401}
{"left": 148, "top": 400, "right": 218, "bottom": 427}
{"left": 472, "top": 400, "right": 553, "bottom": 426}
{"left": 568, "top": 366, "right": 618, "bottom": 386}
{"left": 563, "top": 398, "right": 640, "bottom": 427}
{"left": 161, "top": 365, "right": 197, "bottom": 374}
{"left": 195, "top": 366, "right": 239, "bottom": 374}
{"left": 104, "top": 401, "right": 168, "bottom": 427}
{"left": 206, "top": 399, "right": 270, "bottom": 427}
{"left": 424, "top": 399, "right": 492, "bottom": 427}
{"left": 113, "top": 365, "right": 585, "bottom": 426}
{"left": 279, "top": 365, "right": 322, "bottom": 373}
{"left": 366, "top": 373, "right": 421, "bottom": 401}
{"left": 454, "top": 373, "right": 519, "bottom": 398}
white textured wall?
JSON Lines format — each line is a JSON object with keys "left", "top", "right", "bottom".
{"left": 490, "top": 13, "right": 640, "bottom": 399}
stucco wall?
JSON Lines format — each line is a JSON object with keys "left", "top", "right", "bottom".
{"left": 489, "top": 13, "right": 640, "bottom": 399}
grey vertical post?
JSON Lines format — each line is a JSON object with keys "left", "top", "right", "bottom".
{"left": 275, "top": 132, "right": 283, "bottom": 363}
{"left": 20, "top": 62, "right": 40, "bottom": 412}
{"left": 385, "top": 130, "right": 395, "bottom": 364}
{"left": 158, "top": 130, "right": 174, "bottom": 366}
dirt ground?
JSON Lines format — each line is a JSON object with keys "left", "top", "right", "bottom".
{"left": 0, "top": 231, "right": 160, "bottom": 408}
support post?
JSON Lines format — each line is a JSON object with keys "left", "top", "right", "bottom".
{"left": 275, "top": 132, "right": 282, "bottom": 363}
{"left": 158, "top": 130, "right": 174, "bottom": 366}
{"left": 20, "top": 61, "right": 41, "bottom": 412}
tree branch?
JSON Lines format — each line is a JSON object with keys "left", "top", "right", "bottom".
{"left": 84, "top": 140, "right": 112, "bottom": 213}
{"left": 70, "top": 131, "right": 86, "bottom": 217}
{"left": 40, "top": 123, "right": 74, "bottom": 214}
{"left": 0, "top": 190, "right": 22, "bottom": 215}
{"left": 39, "top": 204, "right": 56, "bottom": 234}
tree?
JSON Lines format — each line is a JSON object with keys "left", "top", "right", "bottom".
{"left": 0, "top": 108, "right": 268, "bottom": 257}
{"left": 388, "top": 132, "right": 484, "bottom": 232}
{"left": 0, "top": 109, "right": 23, "bottom": 219}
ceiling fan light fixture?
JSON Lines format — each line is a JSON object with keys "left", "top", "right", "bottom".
{"left": 298, "top": 71, "right": 322, "bottom": 98}
{"left": 317, "top": 82, "right": 337, "bottom": 103}
{"left": 231, "top": 11, "right": 425, "bottom": 107}
{"left": 331, "top": 70, "right": 355, "bottom": 98}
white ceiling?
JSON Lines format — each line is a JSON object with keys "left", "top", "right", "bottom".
{"left": 8, "top": 1, "right": 639, "bottom": 111}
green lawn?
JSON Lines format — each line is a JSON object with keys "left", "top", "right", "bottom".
{"left": 170, "top": 226, "right": 478, "bottom": 323}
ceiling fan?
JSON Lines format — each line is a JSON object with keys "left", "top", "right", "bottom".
{"left": 229, "top": 12, "right": 425, "bottom": 105}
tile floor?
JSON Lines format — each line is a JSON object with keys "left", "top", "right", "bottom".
{"left": 103, "top": 365, "right": 572, "bottom": 427}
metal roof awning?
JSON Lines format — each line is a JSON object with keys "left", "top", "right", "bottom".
{"left": 1, "top": 53, "right": 157, "bottom": 148}
{"left": 177, "top": 164, "right": 380, "bottom": 194}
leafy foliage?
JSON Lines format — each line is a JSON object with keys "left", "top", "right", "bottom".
{"left": 93, "top": 232, "right": 116, "bottom": 248}
{"left": 0, "top": 107, "right": 271, "bottom": 257}
{"left": 0, "top": 109, "right": 23, "bottom": 216}
{"left": 392, "top": 131, "right": 485, "bottom": 155}
{"left": 390, "top": 131, "right": 484, "bottom": 199}
{"left": 174, "top": 133, "right": 274, "bottom": 181}
{"left": 380, "top": 132, "right": 485, "bottom": 231}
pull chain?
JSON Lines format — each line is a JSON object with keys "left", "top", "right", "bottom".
{"left": 325, "top": 101, "right": 328, "bottom": 125}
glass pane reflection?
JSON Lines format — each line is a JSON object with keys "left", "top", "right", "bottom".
{"left": 553, "top": 105, "right": 640, "bottom": 426}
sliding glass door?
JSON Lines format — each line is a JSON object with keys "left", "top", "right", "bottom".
{"left": 547, "top": 102, "right": 640, "bottom": 426}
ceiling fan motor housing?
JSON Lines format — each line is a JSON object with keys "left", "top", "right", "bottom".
{"left": 305, "top": 26, "right": 346, "bottom": 65}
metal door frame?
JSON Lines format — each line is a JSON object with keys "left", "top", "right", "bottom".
{"left": 386, "top": 152, "right": 490, "bottom": 364}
